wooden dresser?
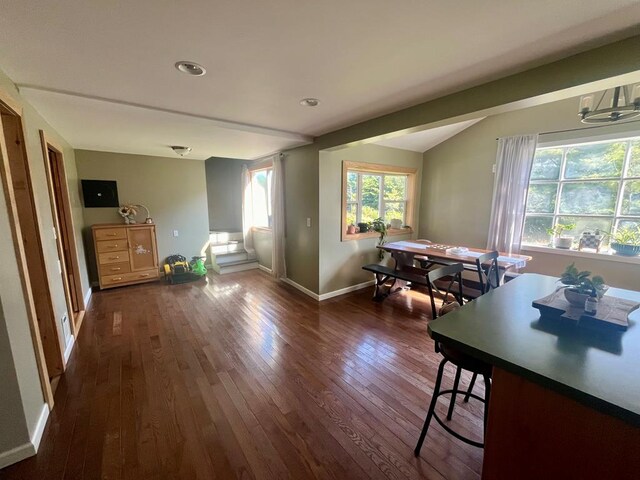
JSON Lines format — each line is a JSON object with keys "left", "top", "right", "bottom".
{"left": 92, "top": 223, "right": 159, "bottom": 289}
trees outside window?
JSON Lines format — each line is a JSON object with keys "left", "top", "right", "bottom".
{"left": 523, "top": 138, "right": 640, "bottom": 247}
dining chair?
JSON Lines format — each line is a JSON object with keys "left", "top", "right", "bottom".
{"left": 461, "top": 250, "right": 500, "bottom": 299}
{"left": 415, "top": 263, "right": 493, "bottom": 454}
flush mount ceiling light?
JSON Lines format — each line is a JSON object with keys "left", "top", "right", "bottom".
{"left": 579, "top": 84, "right": 640, "bottom": 124}
{"left": 300, "top": 98, "right": 320, "bottom": 107}
{"left": 175, "top": 61, "right": 206, "bottom": 76}
{"left": 171, "top": 146, "right": 192, "bottom": 156}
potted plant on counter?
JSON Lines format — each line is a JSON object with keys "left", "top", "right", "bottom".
{"left": 547, "top": 222, "right": 576, "bottom": 249}
{"left": 559, "top": 263, "right": 607, "bottom": 307}
{"left": 609, "top": 225, "right": 640, "bottom": 256}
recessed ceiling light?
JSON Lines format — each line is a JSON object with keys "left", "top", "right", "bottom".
{"left": 300, "top": 98, "right": 320, "bottom": 107}
{"left": 175, "top": 61, "right": 206, "bottom": 76}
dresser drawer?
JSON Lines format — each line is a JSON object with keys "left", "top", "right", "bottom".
{"left": 100, "top": 262, "right": 131, "bottom": 275}
{"left": 94, "top": 227, "right": 126, "bottom": 241}
{"left": 96, "top": 239, "right": 128, "bottom": 253}
{"left": 98, "top": 251, "right": 130, "bottom": 265}
{"left": 101, "top": 269, "right": 159, "bottom": 287}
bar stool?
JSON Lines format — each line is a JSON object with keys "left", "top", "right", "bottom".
{"left": 415, "top": 263, "right": 492, "bottom": 455}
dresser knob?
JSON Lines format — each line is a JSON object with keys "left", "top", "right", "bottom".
{"left": 112, "top": 277, "right": 122, "bottom": 281}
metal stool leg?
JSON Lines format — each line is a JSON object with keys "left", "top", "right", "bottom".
{"left": 447, "top": 366, "right": 462, "bottom": 421}
{"left": 415, "top": 358, "right": 447, "bottom": 456}
{"left": 464, "top": 373, "right": 477, "bottom": 403}
{"left": 482, "top": 374, "right": 492, "bottom": 436}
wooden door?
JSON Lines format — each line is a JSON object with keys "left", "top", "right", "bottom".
{"left": 127, "top": 226, "right": 157, "bottom": 272}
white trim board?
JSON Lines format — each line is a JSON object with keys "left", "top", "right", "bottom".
{"left": 63, "top": 335, "right": 75, "bottom": 363}
{"left": 83, "top": 288, "right": 92, "bottom": 308}
{"left": 281, "top": 277, "right": 374, "bottom": 302}
{"left": 0, "top": 403, "right": 49, "bottom": 469}
{"left": 258, "top": 265, "right": 273, "bottom": 275}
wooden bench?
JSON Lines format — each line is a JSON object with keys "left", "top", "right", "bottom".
{"left": 362, "top": 264, "right": 430, "bottom": 300}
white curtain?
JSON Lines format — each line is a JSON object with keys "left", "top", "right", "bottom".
{"left": 486, "top": 135, "right": 538, "bottom": 255}
{"left": 241, "top": 165, "right": 255, "bottom": 257}
{"left": 271, "top": 154, "right": 287, "bottom": 279}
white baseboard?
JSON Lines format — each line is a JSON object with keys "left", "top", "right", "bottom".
{"left": 83, "top": 288, "right": 93, "bottom": 307}
{"left": 282, "top": 278, "right": 375, "bottom": 302}
{"left": 318, "top": 280, "right": 375, "bottom": 301}
{"left": 0, "top": 403, "right": 49, "bottom": 469}
{"left": 0, "top": 442, "right": 35, "bottom": 469}
{"left": 31, "top": 403, "right": 49, "bottom": 451}
{"left": 258, "top": 264, "right": 273, "bottom": 275}
{"left": 63, "top": 334, "right": 75, "bottom": 363}
{"left": 281, "top": 277, "right": 320, "bottom": 300}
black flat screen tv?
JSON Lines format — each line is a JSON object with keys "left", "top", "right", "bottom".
{"left": 81, "top": 180, "right": 119, "bottom": 208}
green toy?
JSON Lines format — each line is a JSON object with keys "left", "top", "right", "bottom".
{"left": 190, "top": 256, "right": 207, "bottom": 276}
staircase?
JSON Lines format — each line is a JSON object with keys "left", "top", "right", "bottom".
{"left": 209, "top": 231, "right": 259, "bottom": 274}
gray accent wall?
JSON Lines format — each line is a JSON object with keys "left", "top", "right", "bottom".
{"left": 205, "top": 157, "right": 252, "bottom": 232}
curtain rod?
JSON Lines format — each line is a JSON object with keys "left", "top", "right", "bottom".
{"left": 496, "top": 119, "right": 640, "bottom": 140}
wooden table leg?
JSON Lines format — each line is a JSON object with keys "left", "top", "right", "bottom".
{"left": 483, "top": 368, "right": 640, "bottom": 479}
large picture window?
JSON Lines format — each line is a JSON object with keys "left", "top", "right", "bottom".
{"left": 342, "top": 161, "right": 416, "bottom": 241}
{"left": 522, "top": 137, "right": 640, "bottom": 247}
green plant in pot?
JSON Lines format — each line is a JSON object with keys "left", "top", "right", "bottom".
{"left": 547, "top": 222, "right": 576, "bottom": 249}
{"left": 609, "top": 225, "right": 640, "bottom": 256}
{"left": 559, "top": 263, "right": 607, "bottom": 307}
{"left": 371, "top": 217, "right": 388, "bottom": 260}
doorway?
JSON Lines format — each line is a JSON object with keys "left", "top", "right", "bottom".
{"left": 0, "top": 91, "right": 56, "bottom": 407}
{"left": 40, "top": 131, "right": 86, "bottom": 335}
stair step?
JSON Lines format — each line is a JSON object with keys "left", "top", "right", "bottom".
{"left": 213, "top": 259, "right": 259, "bottom": 274}
{"left": 210, "top": 231, "right": 243, "bottom": 243}
{"left": 214, "top": 252, "right": 249, "bottom": 264}
{"left": 210, "top": 241, "right": 244, "bottom": 254}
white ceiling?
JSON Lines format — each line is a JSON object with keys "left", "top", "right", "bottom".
{"left": 1, "top": 1, "right": 640, "bottom": 160}
{"left": 373, "top": 119, "right": 485, "bottom": 153}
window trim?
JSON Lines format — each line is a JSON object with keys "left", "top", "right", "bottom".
{"left": 523, "top": 136, "right": 640, "bottom": 249}
{"left": 341, "top": 161, "right": 417, "bottom": 242}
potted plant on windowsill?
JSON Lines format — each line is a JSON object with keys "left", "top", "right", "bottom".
{"left": 609, "top": 225, "right": 640, "bottom": 256}
{"left": 559, "top": 263, "right": 607, "bottom": 307}
{"left": 547, "top": 222, "right": 576, "bottom": 249}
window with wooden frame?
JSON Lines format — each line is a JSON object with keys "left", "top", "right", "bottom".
{"left": 342, "top": 161, "right": 417, "bottom": 241}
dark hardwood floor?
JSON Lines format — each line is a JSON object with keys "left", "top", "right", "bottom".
{"left": 1, "top": 270, "right": 485, "bottom": 480}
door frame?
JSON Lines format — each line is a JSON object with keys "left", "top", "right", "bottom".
{"left": 40, "top": 130, "right": 86, "bottom": 335}
{"left": 0, "top": 88, "right": 54, "bottom": 408}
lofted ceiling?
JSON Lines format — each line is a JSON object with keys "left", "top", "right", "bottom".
{"left": 1, "top": 1, "right": 640, "bottom": 160}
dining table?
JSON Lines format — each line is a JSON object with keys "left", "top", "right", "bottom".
{"left": 428, "top": 273, "right": 640, "bottom": 479}
{"left": 379, "top": 240, "right": 531, "bottom": 270}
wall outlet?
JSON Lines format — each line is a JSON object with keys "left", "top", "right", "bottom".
{"left": 492, "top": 164, "right": 497, "bottom": 174}
{"left": 52, "top": 227, "right": 57, "bottom": 240}
{"left": 306, "top": 218, "right": 311, "bottom": 228}
{"left": 173, "top": 230, "right": 179, "bottom": 237}
{"left": 57, "top": 260, "right": 62, "bottom": 274}
{"left": 61, "top": 312, "right": 71, "bottom": 340}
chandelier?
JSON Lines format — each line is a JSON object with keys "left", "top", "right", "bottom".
{"left": 578, "top": 84, "right": 640, "bottom": 124}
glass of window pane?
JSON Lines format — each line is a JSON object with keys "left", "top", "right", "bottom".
{"left": 384, "top": 202, "right": 405, "bottom": 225}
{"left": 522, "top": 216, "right": 553, "bottom": 245}
{"left": 629, "top": 140, "right": 640, "bottom": 177}
{"left": 347, "top": 172, "right": 358, "bottom": 202}
{"left": 559, "top": 181, "right": 619, "bottom": 215}
{"left": 346, "top": 203, "right": 357, "bottom": 226}
{"left": 526, "top": 183, "right": 557, "bottom": 213}
{"left": 530, "top": 148, "right": 562, "bottom": 180}
{"left": 361, "top": 174, "right": 381, "bottom": 223}
{"left": 621, "top": 180, "right": 640, "bottom": 215}
{"left": 557, "top": 217, "right": 613, "bottom": 247}
{"left": 251, "top": 170, "right": 270, "bottom": 227}
{"left": 617, "top": 220, "right": 640, "bottom": 233}
{"left": 564, "top": 141, "right": 626, "bottom": 179}
{"left": 383, "top": 175, "right": 406, "bottom": 201}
